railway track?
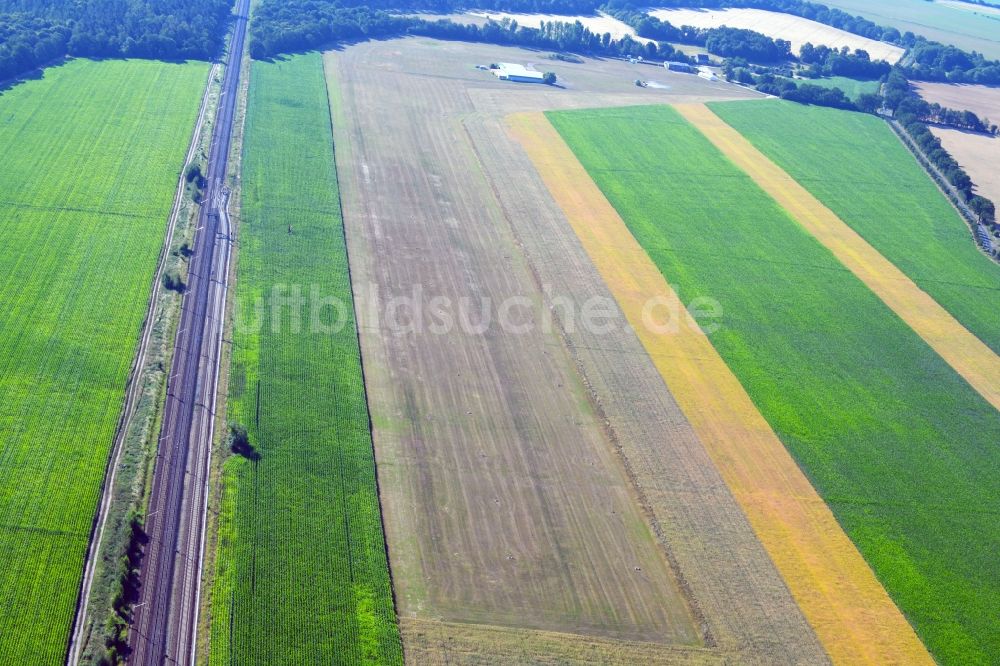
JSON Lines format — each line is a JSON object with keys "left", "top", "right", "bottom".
{"left": 128, "top": 0, "right": 247, "bottom": 662}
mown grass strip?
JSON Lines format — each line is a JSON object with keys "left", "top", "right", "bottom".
{"left": 546, "top": 104, "right": 1000, "bottom": 665}
{"left": 708, "top": 100, "right": 1000, "bottom": 356}
{"left": 208, "top": 52, "right": 402, "bottom": 665}
{"left": 0, "top": 58, "right": 206, "bottom": 664}
{"left": 674, "top": 102, "right": 1000, "bottom": 412}
{"left": 509, "top": 110, "right": 928, "bottom": 666}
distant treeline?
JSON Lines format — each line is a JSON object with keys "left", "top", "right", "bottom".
{"left": 249, "top": 1, "right": 690, "bottom": 61}
{"left": 0, "top": 0, "right": 230, "bottom": 82}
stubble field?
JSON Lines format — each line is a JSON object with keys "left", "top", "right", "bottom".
{"left": 323, "top": 37, "right": 832, "bottom": 663}
{"left": 929, "top": 126, "right": 1000, "bottom": 208}
{"left": 0, "top": 58, "right": 206, "bottom": 663}
{"left": 913, "top": 81, "right": 1000, "bottom": 122}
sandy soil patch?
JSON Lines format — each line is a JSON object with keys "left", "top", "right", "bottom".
{"left": 650, "top": 7, "right": 904, "bottom": 62}
{"left": 325, "top": 36, "right": 820, "bottom": 662}
{"left": 681, "top": 103, "right": 1000, "bottom": 412}
{"left": 914, "top": 81, "right": 1000, "bottom": 122}
{"left": 511, "top": 107, "right": 933, "bottom": 664}
{"left": 930, "top": 125, "right": 1000, "bottom": 206}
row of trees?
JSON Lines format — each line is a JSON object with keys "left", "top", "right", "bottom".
{"left": 883, "top": 70, "right": 996, "bottom": 225}
{"left": 753, "top": 75, "right": 856, "bottom": 109}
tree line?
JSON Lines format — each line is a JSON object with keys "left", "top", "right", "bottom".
{"left": 249, "top": 2, "right": 691, "bottom": 62}
{"left": 0, "top": 0, "right": 231, "bottom": 82}
{"left": 884, "top": 70, "right": 995, "bottom": 225}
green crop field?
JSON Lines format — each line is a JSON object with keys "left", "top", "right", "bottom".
{"left": 549, "top": 104, "right": 1000, "bottom": 665}
{"left": 780, "top": 75, "right": 880, "bottom": 99}
{"left": 208, "top": 52, "right": 401, "bottom": 665}
{"left": 0, "top": 58, "right": 206, "bottom": 663}
{"left": 709, "top": 100, "right": 1000, "bottom": 356}
{"left": 819, "top": 0, "right": 1000, "bottom": 60}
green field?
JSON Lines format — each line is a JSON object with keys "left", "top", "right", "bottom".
{"left": 820, "top": 0, "right": 1000, "bottom": 59}
{"left": 781, "top": 75, "right": 880, "bottom": 98}
{"left": 0, "top": 59, "right": 206, "bottom": 663}
{"left": 208, "top": 52, "right": 401, "bottom": 665}
{"left": 710, "top": 100, "right": 1000, "bottom": 356}
{"left": 549, "top": 104, "right": 1000, "bottom": 665}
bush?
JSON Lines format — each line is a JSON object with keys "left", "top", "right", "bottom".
{"left": 162, "top": 270, "right": 185, "bottom": 293}
{"left": 229, "top": 422, "right": 259, "bottom": 460}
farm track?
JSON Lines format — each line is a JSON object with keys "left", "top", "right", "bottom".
{"left": 327, "top": 39, "right": 828, "bottom": 661}
{"left": 128, "top": 0, "right": 247, "bottom": 662}
{"left": 677, "top": 103, "right": 1000, "bottom": 412}
{"left": 66, "top": 60, "right": 219, "bottom": 666}
{"left": 508, "top": 110, "right": 933, "bottom": 665}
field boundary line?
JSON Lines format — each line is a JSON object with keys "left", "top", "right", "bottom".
{"left": 507, "top": 110, "right": 933, "bottom": 665}
{"left": 676, "top": 103, "right": 1000, "bottom": 413}
{"left": 66, "top": 60, "right": 220, "bottom": 666}
{"left": 321, "top": 51, "right": 406, "bottom": 658}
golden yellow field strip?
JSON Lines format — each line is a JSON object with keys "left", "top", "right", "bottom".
{"left": 674, "top": 103, "right": 1000, "bottom": 413}
{"left": 507, "top": 110, "right": 933, "bottom": 665}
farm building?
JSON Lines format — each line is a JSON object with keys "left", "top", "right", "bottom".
{"left": 665, "top": 61, "right": 695, "bottom": 73}
{"left": 492, "top": 62, "right": 545, "bottom": 83}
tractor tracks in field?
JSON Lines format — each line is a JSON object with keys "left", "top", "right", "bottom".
{"left": 66, "top": 61, "right": 221, "bottom": 666}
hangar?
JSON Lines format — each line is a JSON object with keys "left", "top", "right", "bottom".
{"left": 492, "top": 62, "right": 545, "bottom": 83}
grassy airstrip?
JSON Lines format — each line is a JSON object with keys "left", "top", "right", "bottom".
{"left": 0, "top": 59, "right": 206, "bottom": 663}
{"left": 209, "top": 52, "right": 401, "bottom": 665}
{"left": 549, "top": 105, "right": 1000, "bottom": 665}
{"left": 709, "top": 100, "right": 1000, "bottom": 356}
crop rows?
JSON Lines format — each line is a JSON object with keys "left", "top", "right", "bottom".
{"left": 549, "top": 104, "right": 1000, "bottom": 665}
{"left": 0, "top": 58, "right": 206, "bottom": 663}
{"left": 208, "top": 52, "right": 401, "bottom": 665}
{"left": 709, "top": 100, "right": 1000, "bottom": 356}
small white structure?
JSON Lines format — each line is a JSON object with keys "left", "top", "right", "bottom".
{"left": 697, "top": 67, "right": 719, "bottom": 82}
{"left": 493, "top": 63, "right": 545, "bottom": 83}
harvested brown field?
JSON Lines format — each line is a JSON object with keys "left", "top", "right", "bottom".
{"left": 914, "top": 81, "right": 1000, "bottom": 121}
{"left": 649, "top": 7, "right": 904, "bottom": 63}
{"left": 930, "top": 126, "right": 1000, "bottom": 206}
{"left": 324, "top": 37, "right": 823, "bottom": 662}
